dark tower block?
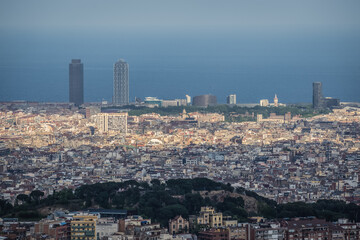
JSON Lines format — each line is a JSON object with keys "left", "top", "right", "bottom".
{"left": 113, "top": 59, "right": 129, "bottom": 105}
{"left": 192, "top": 94, "right": 217, "bottom": 107}
{"left": 313, "top": 82, "right": 323, "bottom": 109}
{"left": 69, "top": 59, "right": 84, "bottom": 106}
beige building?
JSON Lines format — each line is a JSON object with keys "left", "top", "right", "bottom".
{"left": 260, "top": 99, "right": 269, "bottom": 107}
{"left": 71, "top": 214, "right": 98, "bottom": 240}
{"left": 274, "top": 94, "right": 278, "bottom": 107}
{"left": 197, "top": 206, "right": 223, "bottom": 228}
{"left": 169, "top": 215, "right": 189, "bottom": 234}
{"left": 223, "top": 219, "right": 238, "bottom": 228}
{"left": 92, "top": 113, "right": 128, "bottom": 133}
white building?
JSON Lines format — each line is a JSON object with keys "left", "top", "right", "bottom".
{"left": 97, "top": 218, "right": 119, "bottom": 239}
{"left": 260, "top": 99, "right": 269, "bottom": 107}
{"left": 227, "top": 94, "right": 237, "bottom": 105}
{"left": 92, "top": 113, "right": 128, "bottom": 133}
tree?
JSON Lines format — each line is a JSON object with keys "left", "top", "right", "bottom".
{"left": 0, "top": 199, "right": 13, "bottom": 215}
{"left": 16, "top": 194, "right": 29, "bottom": 204}
{"left": 151, "top": 179, "right": 161, "bottom": 186}
{"left": 30, "top": 190, "right": 44, "bottom": 204}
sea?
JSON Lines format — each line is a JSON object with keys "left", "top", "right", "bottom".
{"left": 0, "top": 28, "right": 359, "bottom": 104}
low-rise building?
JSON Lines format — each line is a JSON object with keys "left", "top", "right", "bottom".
{"left": 168, "top": 215, "right": 189, "bottom": 235}
{"left": 198, "top": 228, "right": 230, "bottom": 240}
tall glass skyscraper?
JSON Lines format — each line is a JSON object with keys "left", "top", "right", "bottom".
{"left": 69, "top": 59, "right": 84, "bottom": 106}
{"left": 113, "top": 59, "right": 129, "bottom": 105}
{"left": 313, "top": 82, "right": 323, "bottom": 109}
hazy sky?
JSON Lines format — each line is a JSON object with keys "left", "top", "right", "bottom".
{"left": 1, "top": 0, "right": 360, "bottom": 32}
{"left": 1, "top": 1, "right": 359, "bottom": 103}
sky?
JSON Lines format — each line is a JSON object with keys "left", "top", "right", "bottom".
{"left": 0, "top": 0, "right": 360, "bottom": 103}
{"left": 1, "top": 0, "right": 360, "bottom": 33}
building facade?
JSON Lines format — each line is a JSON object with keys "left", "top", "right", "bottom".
{"left": 92, "top": 113, "right": 128, "bottom": 134}
{"left": 96, "top": 218, "right": 118, "bottom": 240}
{"left": 323, "top": 97, "right": 340, "bottom": 108}
{"left": 227, "top": 94, "right": 236, "bottom": 105}
{"left": 185, "top": 95, "right": 191, "bottom": 105}
{"left": 198, "top": 228, "right": 229, "bottom": 240}
{"left": 69, "top": 59, "right": 84, "bottom": 106}
{"left": 169, "top": 216, "right": 189, "bottom": 235}
{"left": 113, "top": 59, "right": 129, "bottom": 105}
{"left": 274, "top": 94, "right": 278, "bottom": 107}
{"left": 71, "top": 214, "right": 98, "bottom": 240}
{"left": 282, "top": 218, "right": 343, "bottom": 240}
{"left": 260, "top": 99, "right": 269, "bottom": 107}
{"left": 193, "top": 95, "right": 217, "bottom": 107}
{"left": 313, "top": 82, "right": 323, "bottom": 109}
{"left": 33, "top": 220, "right": 70, "bottom": 240}
{"left": 197, "top": 207, "right": 223, "bottom": 228}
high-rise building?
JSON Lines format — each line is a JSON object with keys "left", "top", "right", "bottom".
{"left": 313, "top": 82, "right": 340, "bottom": 109}
{"left": 227, "top": 94, "right": 236, "bottom": 105}
{"left": 313, "top": 82, "right": 323, "bottom": 109}
{"left": 113, "top": 59, "right": 129, "bottom": 105}
{"left": 185, "top": 95, "right": 191, "bottom": 105}
{"left": 69, "top": 59, "right": 84, "bottom": 106}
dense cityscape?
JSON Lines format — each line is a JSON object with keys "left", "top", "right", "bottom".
{"left": 1, "top": 57, "right": 360, "bottom": 239}
{"left": 2, "top": 1, "right": 360, "bottom": 240}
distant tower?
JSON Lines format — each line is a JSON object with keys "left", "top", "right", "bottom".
{"left": 69, "top": 59, "right": 84, "bottom": 106}
{"left": 313, "top": 82, "right": 323, "bottom": 109}
{"left": 182, "top": 109, "right": 187, "bottom": 119}
{"left": 185, "top": 95, "right": 191, "bottom": 105}
{"left": 113, "top": 59, "right": 129, "bottom": 105}
{"left": 227, "top": 94, "right": 237, "bottom": 105}
{"left": 274, "top": 94, "right": 278, "bottom": 107}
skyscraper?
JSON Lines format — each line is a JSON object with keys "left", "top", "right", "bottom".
{"left": 313, "top": 82, "right": 323, "bottom": 109}
{"left": 69, "top": 59, "right": 84, "bottom": 106}
{"left": 227, "top": 94, "right": 236, "bottom": 105}
{"left": 113, "top": 59, "right": 129, "bottom": 105}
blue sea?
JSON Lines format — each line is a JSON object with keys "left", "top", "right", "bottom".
{"left": 0, "top": 29, "right": 359, "bottom": 104}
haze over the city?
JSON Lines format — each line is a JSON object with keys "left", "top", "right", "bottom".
{"left": 1, "top": 0, "right": 359, "bottom": 103}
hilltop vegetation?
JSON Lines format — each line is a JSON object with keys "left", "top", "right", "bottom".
{"left": 1, "top": 178, "right": 359, "bottom": 225}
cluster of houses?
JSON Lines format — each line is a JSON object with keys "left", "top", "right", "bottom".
{"left": 1, "top": 206, "right": 360, "bottom": 240}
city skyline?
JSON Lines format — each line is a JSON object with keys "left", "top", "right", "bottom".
{"left": 64, "top": 57, "right": 344, "bottom": 107}
{"left": 0, "top": 1, "right": 359, "bottom": 103}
